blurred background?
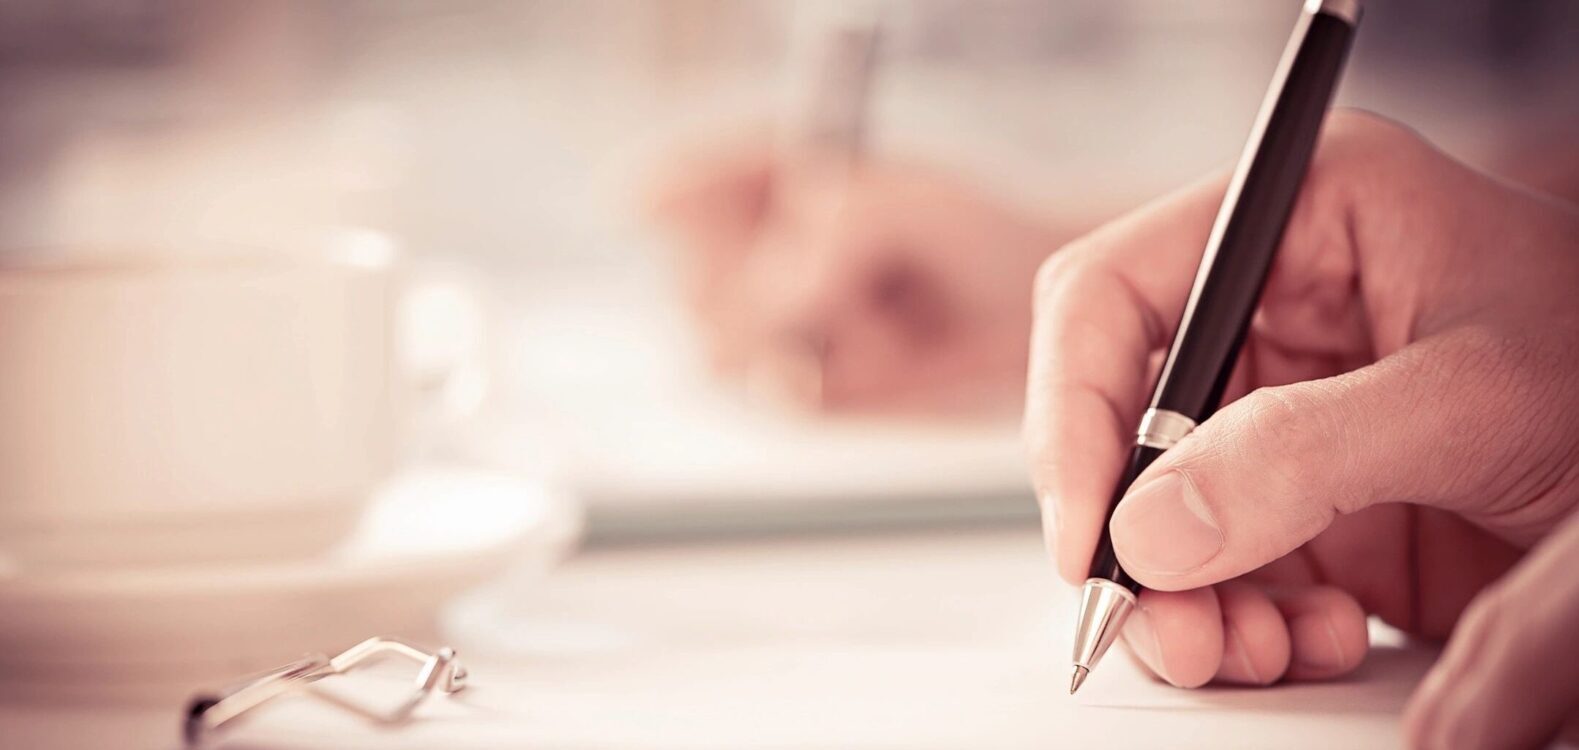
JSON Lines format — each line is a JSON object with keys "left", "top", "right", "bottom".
{"left": 6, "top": 0, "right": 1574, "bottom": 533}
{"left": 0, "top": 0, "right": 1576, "bottom": 744}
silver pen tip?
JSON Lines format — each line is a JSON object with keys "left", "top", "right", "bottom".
{"left": 1068, "top": 579, "right": 1137, "bottom": 696}
{"left": 1069, "top": 665, "right": 1090, "bottom": 694}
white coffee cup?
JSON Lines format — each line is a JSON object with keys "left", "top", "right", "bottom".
{"left": 0, "top": 246, "right": 440, "bottom": 567}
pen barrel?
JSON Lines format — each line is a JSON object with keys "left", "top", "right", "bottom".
{"left": 1150, "top": 4, "right": 1358, "bottom": 423}
{"left": 1083, "top": 3, "right": 1360, "bottom": 587}
{"left": 1088, "top": 444, "right": 1165, "bottom": 590}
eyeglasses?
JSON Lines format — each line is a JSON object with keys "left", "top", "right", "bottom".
{"left": 184, "top": 636, "right": 467, "bottom": 746}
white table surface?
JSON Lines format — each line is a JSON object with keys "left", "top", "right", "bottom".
{"left": 0, "top": 525, "right": 1454, "bottom": 749}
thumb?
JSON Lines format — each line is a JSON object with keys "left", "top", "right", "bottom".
{"left": 1110, "top": 331, "right": 1534, "bottom": 591}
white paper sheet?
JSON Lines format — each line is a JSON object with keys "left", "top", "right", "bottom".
{"left": 207, "top": 530, "right": 1453, "bottom": 750}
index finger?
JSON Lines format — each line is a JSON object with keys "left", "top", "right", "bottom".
{"left": 1025, "top": 174, "right": 1227, "bottom": 585}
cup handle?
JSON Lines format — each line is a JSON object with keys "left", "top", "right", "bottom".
{"left": 397, "top": 262, "right": 490, "bottom": 454}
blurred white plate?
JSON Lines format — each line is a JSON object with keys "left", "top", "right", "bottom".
{"left": 0, "top": 466, "right": 581, "bottom": 703}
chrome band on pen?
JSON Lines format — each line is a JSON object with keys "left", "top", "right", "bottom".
{"left": 1080, "top": 577, "right": 1137, "bottom": 608}
{"left": 1309, "top": 0, "right": 1362, "bottom": 26}
{"left": 1135, "top": 408, "right": 1197, "bottom": 450}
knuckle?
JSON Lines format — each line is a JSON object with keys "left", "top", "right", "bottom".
{"left": 1032, "top": 246, "right": 1085, "bottom": 308}
{"left": 1323, "top": 109, "right": 1425, "bottom": 157}
{"left": 1222, "top": 385, "right": 1349, "bottom": 517}
{"left": 1239, "top": 386, "right": 1317, "bottom": 466}
{"left": 1282, "top": 110, "right": 1431, "bottom": 261}
{"left": 1021, "top": 415, "right": 1055, "bottom": 472}
{"left": 1453, "top": 585, "right": 1511, "bottom": 661}
{"left": 1311, "top": 109, "right": 1432, "bottom": 191}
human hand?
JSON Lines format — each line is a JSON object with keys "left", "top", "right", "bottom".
{"left": 1024, "top": 111, "right": 1579, "bottom": 747}
{"left": 1404, "top": 510, "right": 1579, "bottom": 748}
{"left": 644, "top": 134, "right": 1064, "bottom": 415}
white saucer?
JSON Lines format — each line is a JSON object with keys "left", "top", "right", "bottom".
{"left": 0, "top": 466, "right": 582, "bottom": 703}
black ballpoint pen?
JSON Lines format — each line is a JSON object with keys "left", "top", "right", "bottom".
{"left": 1068, "top": 0, "right": 1362, "bottom": 694}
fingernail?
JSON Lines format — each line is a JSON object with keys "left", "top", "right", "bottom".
{"left": 1039, "top": 492, "right": 1063, "bottom": 536}
{"left": 1121, "top": 605, "right": 1169, "bottom": 683}
{"left": 1112, "top": 471, "right": 1223, "bottom": 575}
{"left": 1290, "top": 614, "right": 1347, "bottom": 673}
{"left": 1222, "top": 625, "right": 1265, "bottom": 685}
{"left": 1038, "top": 492, "right": 1060, "bottom": 556}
